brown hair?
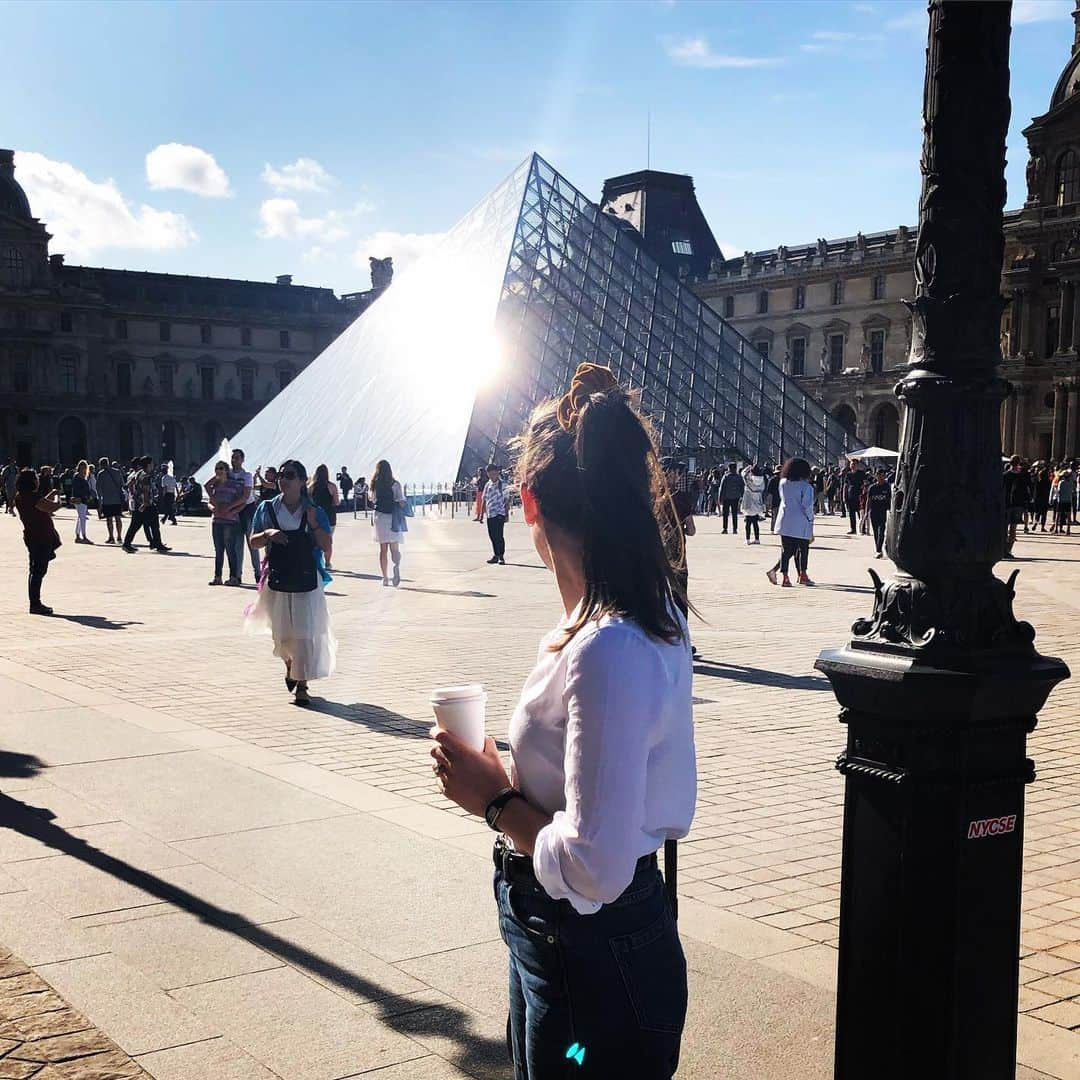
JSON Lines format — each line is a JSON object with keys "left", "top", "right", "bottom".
{"left": 780, "top": 457, "right": 812, "bottom": 482}
{"left": 514, "top": 363, "right": 688, "bottom": 649}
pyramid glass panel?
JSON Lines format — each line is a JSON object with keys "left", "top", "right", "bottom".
{"left": 217, "top": 153, "right": 857, "bottom": 487}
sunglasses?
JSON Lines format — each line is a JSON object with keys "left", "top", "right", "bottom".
{"left": 279, "top": 470, "right": 298, "bottom": 480}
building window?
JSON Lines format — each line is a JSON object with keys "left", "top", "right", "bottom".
{"left": 116, "top": 319, "right": 128, "bottom": 340}
{"left": 2, "top": 247, "right": 24, "bottom": 286}
{"left": 241, "top": 326, "right": 252, "bottom": 346}
{"left": 1056, "top": 149, "right": 1080, "bottom": 206}
{"left": 158, "top": 365, "right": 174, "bottom": 397}
{"left": 116, "top": 362, "right": 132, "bottom": 398}
{"left": 829, "top": 333, "right": 845, "bottom": 373}
{"left": 279, "top": 329, "right": 291, "bottom": 349}
{"left": 13, "top": 356, "right": 29, "bottom": 394}
{"left": 200, "top": 366, "right": 215, "bottom": 400}
{"left": 790, "top": 337, "right": 806, "bottom": 376}
{"left": 60, "top": 310, "right": 73, "bottom": 333}
{"left": 723, "top": 296, "right": 735, "bottom": 318}
{"left": 200, "top": 324, "right": 212, "bottom": 345}
{"left": 671, "top": 239, "right": 693, "bottom": 255}
{"left": 869, "top": 329, "right": 886, "bottom": 373}
{"left": 754, "top": 340, "right": 770, "bottom": 362}
{"left": 872, "top": 274, "right": 886, "bottom": 301}
{"left": 159, "top": 322, "right": 171, "bottom": 343}
{"left": 58, "top": 355, "right": 77, "bottom": 393}
{"left": 832, "top": 280, "right": 844, "bottom": 306}
{"left": 240, "top": 366, "right": 254, "bottom": 401}
{"left": 279, "top": 368, "right": 294, "bottom": 390}
{"left": 757, "top": 291, "right": 769, "bottom": 315}
{"left": 794, "top": 285, "right": 806, "bottom": 310}
{"left": 1046, "top": 304, "right": 1060, "bottom": 357}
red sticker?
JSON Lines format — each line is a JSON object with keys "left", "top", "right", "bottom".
{"left": 967, "top": 815, "right": 1017, "bottom": 839}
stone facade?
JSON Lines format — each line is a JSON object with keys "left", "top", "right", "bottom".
{"left": 0, "top": 149, "right": 387, "bottom": 471}
{"left": 690, "top": 9, "right": 1080, "bottom": 462}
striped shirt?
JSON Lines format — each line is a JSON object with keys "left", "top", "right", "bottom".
{"left": 483, "top": 479, "right": 507, "bottom": 518}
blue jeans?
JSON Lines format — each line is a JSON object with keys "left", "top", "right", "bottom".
{"left": 234, "top": 503, "right": 259, "bottom": 581}
{"left": 212, "top": 521, "right": 239, "bottom": 580}
{"left": 495, "top": 846, "right": 685, "bottom": 1079}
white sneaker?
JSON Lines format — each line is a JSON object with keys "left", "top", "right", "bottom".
{"left": 392, "top": 565, "right": 401, "bottom": 587}
{"left": 382, "top": 578, "right": 390, "bottom": 587}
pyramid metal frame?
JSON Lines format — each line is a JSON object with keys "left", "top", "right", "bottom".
{"left": 460, "top": 155, "right": 858, "bottom": 478}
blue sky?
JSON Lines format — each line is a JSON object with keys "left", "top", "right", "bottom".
{"left": 2, "top": 0, "right": 1073, "bottom": 293}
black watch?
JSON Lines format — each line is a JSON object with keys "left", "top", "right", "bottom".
{"left": 485, "top": 787, "right": 523, "bottom": 831}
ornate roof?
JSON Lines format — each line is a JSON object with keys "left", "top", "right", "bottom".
{"left": 1049, "top": 4, "right": 1080, "bottom": 110}
{"left": 0, "top": 150, "right": 33, "bottom": 221}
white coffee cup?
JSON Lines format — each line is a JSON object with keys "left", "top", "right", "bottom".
{"left": 430, "top": 684, "right": 487, "bottom": 751}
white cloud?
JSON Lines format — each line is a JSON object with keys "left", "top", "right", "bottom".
{"left": 885, "top": 7, "right": 926, "bottom": 31}
{"left": 14, "top": 150, "right": 196, "bottom": 258}
{"left": 802, "top": 29, "right": 884, "bottom": 51}
{"left": 261, "top": 157, "right": 335, "bottom": 193}
{"left": 852, "top": 2, "right": 876, "bottom": 11}
{"left": 257, "top": 197, "right": 351, "bottom": 243}
{"left": 351, "top": 229, "right": 445, "bottom": 277}
{"left": 664, "top": 35, "right": 783, "bottom": 69}
{"left": 1013, "top": 0, "right": 1071, "bottom": 24}
{"left": 145, "top": 143, "right": 231, "bottom": 197}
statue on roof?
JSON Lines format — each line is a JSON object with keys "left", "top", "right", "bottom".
{"left": 369, "top": 257, "right": 393, "bottom": 292}
{"left": 855, "top": 232, "right": 867, "bottom": 255}
{"left": 816, "top": 238, "right": 828, "bottom": 259}
{"left": 1026, "top": 150, "right": 1045, "bottom": 203}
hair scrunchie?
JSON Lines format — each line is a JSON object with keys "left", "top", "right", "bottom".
{"left": 556, "top": 363, "right": 618, "bottom": 432}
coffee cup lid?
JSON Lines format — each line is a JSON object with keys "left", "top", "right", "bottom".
{"left": 430, "top": 684, "right": 485, "bottom": 703}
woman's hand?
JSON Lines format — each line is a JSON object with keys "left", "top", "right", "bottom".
{"left": 306, "top": 506, "right": 320, "bottom": 530}
{"left": 430, "top": 729, "right": 511, "bottom": 818}
{"left": 265, "top": 529, "right": 287, "bottom": 546}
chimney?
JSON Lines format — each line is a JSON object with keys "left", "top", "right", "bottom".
{"left": 276, "top": 274, "right": 292, "bottom": 286}
{"left": 1074, "top": 0, "right": 1080, "bottom": 54}
{"left": 50, "top": 253, "right": 64, "bottom": 271}
{"left": 0, "top": 149, "right": 13, "bottom": 176}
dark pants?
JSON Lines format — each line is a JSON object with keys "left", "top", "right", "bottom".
{"left": 721, "top": 499, "right": 739, "bottom": 532}
{"left": 159, "top": 492, "right": 177, "bottom": 525}
{"left": 871, "top": 513, "right": 887, "bottom": 553}
{"left": 496, "top": 849, "right": 685, "bottom": 1079}
{"left": 125, "top": 508, "right": 161, "bottom": 549}
{"left": 212, "top": 521, "right": 240, "bottom": 580}
{"left": 25, "top": 541, "right": 52, "bottom": 607}
{"left": 780, "top": 535, "right": 809, "bottom": 577}
{"left": 487, "top": 514, "right": 507, "bottom": 559}
{"left": 847, "top": 500, "right": 859, "bottom": 533}
{"left": 235, "top": 503, "right": 259, "bottom": 581}
{"left": 744, "top": 515, "right": 760, "bottom": 542}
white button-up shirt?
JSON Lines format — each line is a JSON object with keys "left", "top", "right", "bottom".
{"left": 509, "top": 609, "right": 697, "bottom": 915}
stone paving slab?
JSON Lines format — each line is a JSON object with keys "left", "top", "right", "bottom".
{"left": 0, "top": 507, "right": 1075, "bottom": 1077}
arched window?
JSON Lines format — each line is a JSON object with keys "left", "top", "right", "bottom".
{"left": 1056, "top": 150, "right": 1080, "bottom": 206}
{"left": 872, "top": 403, "right": 901, "bottom": 451}
{"left": 833, "top": 403, "right": 857, "bottom": 437}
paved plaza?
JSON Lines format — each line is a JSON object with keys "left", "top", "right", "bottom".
{"left": 0, "top": 504, "right": 1076, "bottom": 1079}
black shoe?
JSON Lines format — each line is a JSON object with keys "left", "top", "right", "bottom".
{"left": 498, "top": 557, "right": 505, "bottom": 564}
{"left": 29, "top": 603, "right": 53, "bottom": 616}
{"left": 154, "top": 545, "right": 171, "bottom": 553}
{"left": 122, "top": 544, "right": 137, "bottom": 553}
{"left": 285, "top": 675, "right": 297, "bottom": 691}
{"left": 487, "top": 556, "right": 499, "bottom": 564}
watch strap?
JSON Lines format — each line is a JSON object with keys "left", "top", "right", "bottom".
{"left": 485, "top": 787, "right": 522, "bottom": 830}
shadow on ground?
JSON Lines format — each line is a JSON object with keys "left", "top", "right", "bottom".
{"left": 53, "top": 615, "right": 144, "bottom": 631}
{"left": 0, "top": 790, "right": 509, "bottom": 1078}
{"left": 0, "top": 752, "right": 44, "bottom": 779}
{"left": 693, "top": 660, "right": 832, "bottom": 692}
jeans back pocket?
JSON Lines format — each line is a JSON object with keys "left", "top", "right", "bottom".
{"left": 609, "top": 908, "right": 687, "bottom": 1035}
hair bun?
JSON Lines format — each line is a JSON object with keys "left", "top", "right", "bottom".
{"left": 556, "top": 363, "right": 618, "bottom": 432}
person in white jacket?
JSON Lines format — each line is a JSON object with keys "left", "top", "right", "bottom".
{"left": 740, "top": 464, "right": 767, "bottom": 545}
{"left": 770, "top": 458, "right": 816, "bottom": 587}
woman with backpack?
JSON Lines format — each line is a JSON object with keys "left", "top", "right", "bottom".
{"left": 429, "top": 363, "right": 695, "bottom": 1079}
{"left": 247, "top": 459, "right": 335, "bottom": 705}
{"left": 308, "top": 464, "right": 340, "bottom": 571}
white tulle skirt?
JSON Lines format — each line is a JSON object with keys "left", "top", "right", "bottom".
{"left": 244, "top": 585, "right": 336, "bottom": 682}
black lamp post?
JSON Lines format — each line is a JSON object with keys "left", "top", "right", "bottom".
{"left": 815, "top": 3, "right": 1070, "bottom": 1078}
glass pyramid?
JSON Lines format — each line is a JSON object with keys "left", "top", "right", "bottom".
{"left": 216, "top": 154, "right": 856, "bottom": 486}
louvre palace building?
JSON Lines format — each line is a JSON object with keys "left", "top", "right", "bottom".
{"left": 0, "top": 148, "right": 389, "bottom": 471}
{"left": 686, "top": 12, "right": 1080, "bottom": 462}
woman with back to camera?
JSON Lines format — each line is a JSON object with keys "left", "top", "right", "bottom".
{"left": 72, "top": 460, "right": 92, "bottom": 544}
{"left": 371, "top": 459, "right": 406, "bottom": 586}
{"left": 430, "top": 363, "right": 696, "bottom": 1079}
{"left": 309, "top": 464, "right": 340, "bottom": 571}
{"left": 247, "top": 459, "right": 334, "bottom": 705}
{"left": 773, "top": 457, "right": 816, "bottom": 588}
